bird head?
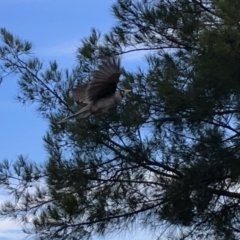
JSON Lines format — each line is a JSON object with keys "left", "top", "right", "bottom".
{"left": 120, "top": 89, "right": 132, "bottom": 97}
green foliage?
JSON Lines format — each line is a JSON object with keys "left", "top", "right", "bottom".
{"left": 1, "top": 0, "right": 240, "bottom": 239}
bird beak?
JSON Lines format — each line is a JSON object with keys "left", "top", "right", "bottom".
{"left": 124, "top": 89, "right": 132, "bottom": 94}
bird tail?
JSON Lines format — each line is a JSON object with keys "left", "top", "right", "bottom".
{"left": 57, "top": 105, "right": 91, "bottom": 124}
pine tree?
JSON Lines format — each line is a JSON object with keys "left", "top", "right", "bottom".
{"left": 1, "top": 0, "right": 240, "bottom": 239}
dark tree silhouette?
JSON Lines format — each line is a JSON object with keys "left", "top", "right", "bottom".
{"left": 1, "top": 1, "right": 240, "bottom": 239}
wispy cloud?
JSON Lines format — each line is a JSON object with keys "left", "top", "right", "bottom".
{"left": 0, "top": 195, "right": 27, "bottom": 240}
{"left": 0, "top": 219, "right": 27, "bottom": 240}
{"left": 37, "top": 40, "right": 79, "bottom": 58}
{"left": 122, "top": 50, "right": 146, "bottom": 62}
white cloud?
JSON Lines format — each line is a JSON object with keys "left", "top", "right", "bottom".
{"left": 37, "top": 40, "right": 79, "bottom": 58}
{"left": 122, "top": 50, "right": 146, "bottom": 62}
{"left": 93, "top": 227, "right": 155, "bottom": 240}
{"left": 0, "top": 194, "right": 27, "bottom": 240}
{"left": 0, "top": 219, "right": 27, "bottom": 240}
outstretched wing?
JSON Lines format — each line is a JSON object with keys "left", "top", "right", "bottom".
{"left": 86, "top": 56, "right": 121, "bottom": 102}
{"left": 71, "top": 84, "right": 88, "bottom": 103}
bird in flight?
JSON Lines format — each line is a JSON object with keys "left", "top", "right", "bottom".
{"left": 58, "top": 56, "right": 131, "bottom": 123}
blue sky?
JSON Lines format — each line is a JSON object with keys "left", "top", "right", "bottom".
{"left": 0, "top": 0, "right": 115, "bottom": 161}
{"left": 0, "top": 0, "right": 149, "bottom": 239}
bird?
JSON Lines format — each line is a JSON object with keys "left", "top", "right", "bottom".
{"left": 58, "top": 56, "right": 131, "bottom": 123}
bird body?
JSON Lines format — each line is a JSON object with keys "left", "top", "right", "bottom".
{"left": 91, "top": 91, "right": 122, "bottom": 113}
{"left": 58, "top": 57, "right": 131, "bottom": 123}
